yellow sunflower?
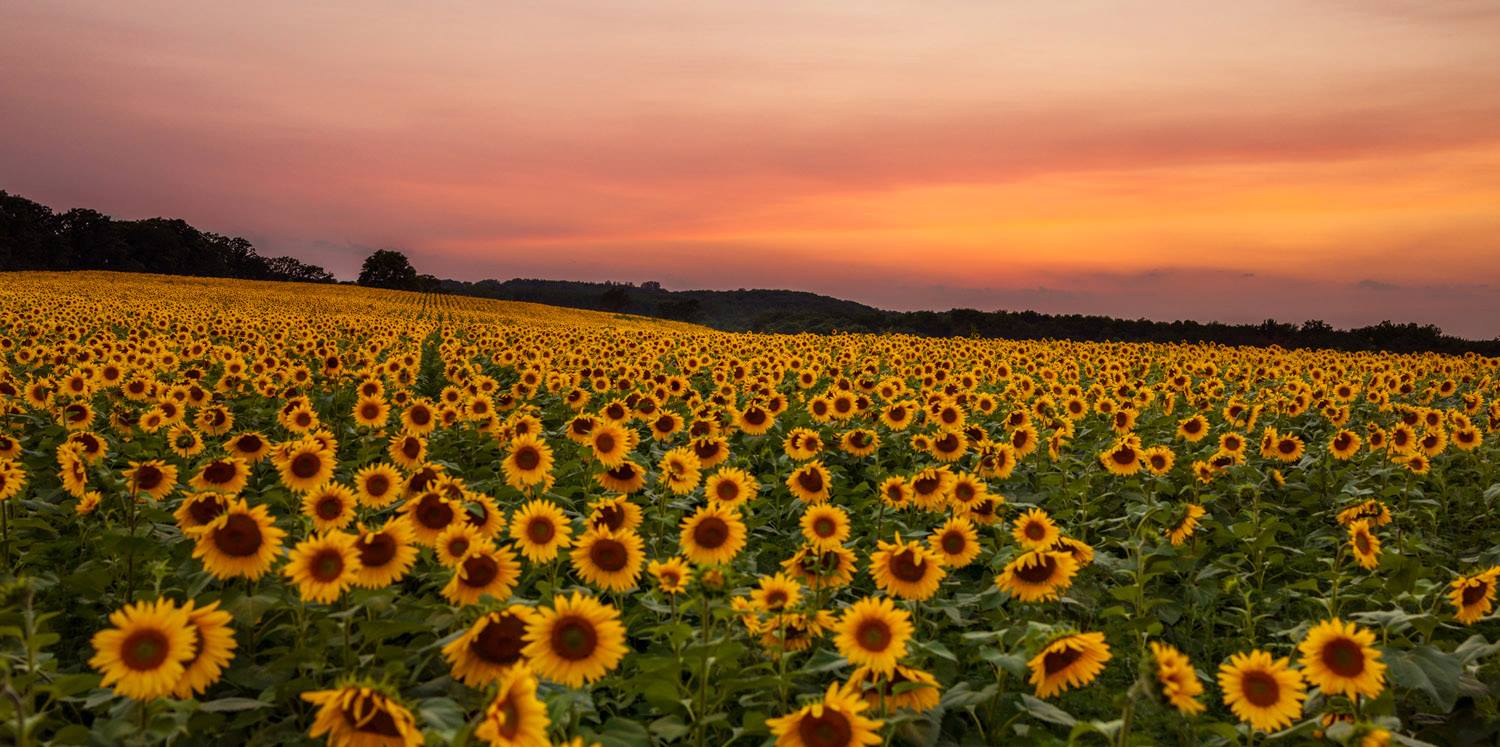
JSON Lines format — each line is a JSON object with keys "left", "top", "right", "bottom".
{"left": 800, "top": 504, "right": 851, "bottom": 549}
{"left": 354, "top": 463, "right": 403, "bottom": 508}
{"left": 503, "top": 434, "right": 555, "bottom": 491}
{"left": 353, "top": 518, "right": 419, "bottom": 589}
{"left": 786, "top": 461, "right": 832, "bottom": 504}
{"left": 752, "top": 573, "right": 804, "bottom": 613}
{"left": 1011, "top": 507, "right": 1060, "bottom": 550}
{"left": 1298, "top": 618, "right": 1385, "bottom": 699}
{"left": 1166, "top": 504, "right": 1207, "bottom": 546}
{"left": 474, "top": 666, "right": 551, "bottom": 747}
{"left": 705, "top": 467, "right": 760, "bottom": 509}
{"left": 301, "top": 686, "right": 422, "bottom": 747}
{"left": 522, "top": 593, "right": 628, "bottom": 687}
{"left": 435, "top": 523, "right": 493, "bottom": 567}
{"left": 193, "top": 499, "right": 286, "bottom": 581}
{"left": 1450, "top": 567, "right": 1500, "bottom": 624}
{"left": 1218, "top": 650, "right": 1307, "bottom": 732}
{"left": 995, "top": 550, "right": 1079, "bottom": 603}
{"left": 846, "top": 664, "right": 942, "bottom": 714}
{"left": 302, "top": 483, "right": 358, "bottom": 533}
{"left": 1348, "top": 520, "right": 1381, "bottom": 570}
{"left": 89, "top": 598, "right": 197, "bottom": 700}
{"left": 571, "top": 527, "right": 644, "bottom": 592}
{"left": 833, "top": 596, "right": 913, "bottom": 676}
{"left": 172, "top": 599, "right": 238, "bottom": 698}
{"left": 648, "top": 557, "right": 693, "bottom": 594}
{"left": 443, "top": 605, "right": 538, "bottom": 686}
{"left": 1148, "top": 641, "right": 1205, "bottom": 715}
{"left": 189, "top": 457, "right": 249, "bottom": 495}
{"left": 765, "top": 682, "right": 883, "bottom": 747}
{"left": 928, "top": 516, "right": 981, "bottom": 568}
{"left": 284, "top": 531, "right": 359, "bottom": 604}
{"left": 443, "top": 545, "right": 523, "bottom": 605}
{"left": 124, "top": 460, "right": 178, "bottom": 500}
{"left": 588, "top": 495, "right": 644, "bottom": 534}
{"left": 276, "top": 440, "right": 334, "bottom": 493}
{"left": 509, "top": 499, "right": 574, "bottom": 563}
{"left": 869, "top": 536, "right": 946, "bottom": 601}
{"left": 680, "top": 504, "right": 748, "bottom": 565}
{"left": 1028, "top": 632, "right": 1112, "bottom": 698}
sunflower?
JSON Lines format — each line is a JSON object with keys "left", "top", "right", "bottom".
{"left": 571, "top": 527, "right": 644, "bottom": 592}
{"left": 1048, "top": 536, "right": 1095, "bottom": 566}
{"left": 1166, "top": 504, "right": 1207, "bottom": 546}
{"left": 659, "top": 446, "right": 702, "bottom": 494}
{"left": 353, "top": 396, "right": 390, "bottom": 428}
{"left": 1011, "top": 507, "right": 1060, "bottom": 550}
{"left": 596, "top": 460, "right": 647, "bottom": 494}
{"left": 174, "top": 491, "right": 231, "bottom": 533}
{"left": 800, "top": 504, "right": 850, "bottom": 550}
{"left": 510, "top": 499, "right": 573, "bottom": 563}
{"left": 1217, "top": 650, "right": 1307, "bottom": 732}
{"left": 401, "top": 490, "right": 459, "bottom": 546}
{"left": 474, "top": 666, "right": 551, "bottom": 747}
{"left": 749, "top": 572, "right": 803, "bottom": 614}
{"left": 705, "top": 467, "right": 760, "bottom": 509}
{"left": 1298, "top": 618, "right": 1385, "bottom": 699}
{"left": 1028, "top": 632, "right": 1111, "bottom": 698}
{"left": 388, "top": 432, "right": 427, "bottom": 469}
{"left": 680, "top": 504, "right": 748, "bottom": 565}
{"left": 124, "top": 460, "right": 179, "bottom": 500}
{"left": 1148, "top": 642, "right": 1205, "bottom": 715}
{"left": 0, "top": 461, "right": 30, "bottom": 502}
{"left": 928, "top": 516, "right": 981, "bottom": 568}
{"left": 193, "top": 499, "right": 286, "bottom": 580}
{"left": 225, "top": 431, "right": 272, "bottom": 463}
{"left": 587, "top": 495, "right": 644, "bottom": 534}
{"left": 1142, "top": 446, "right": 1175, "bottom": 475}
{"left": 833, "top": 596, "right": 913, "bottom": 676}
{"left": 167, "top": 424, "right": 204, "bottom": 458}
{"left": 1449, "top": 567, "right": 1500, "bottom": 624}
{"left": 877, "top": 476, "right": 911, "bottom": 509}
{"left": 760, "top": 611, "right": 835, "bottom": 654}
{"left": 172, "top": 599, "right": 237, "bottom": 698}
{"left": 436, "top": 523, "right": 492, "bottom": 567}
{"left": 1348, "top": 520, "right": 1381, "bottom": 570}
{"left": 995, "top": 550, "right": 1079, "bottom": 603}
{"left": 284, "top": 531, "right": 359, "bottom": 604}
{"left": 588, "top": 421, "right": 632, "bottom": 467}
{"left": 786, "top": 461, "right": 832, "bottom": 503}
{"left": 277, "top": 440, "right": 334, "bottom": 493}
{"left": 869, "top": 536, "right": 946, "bottom": 601}
{"left": 302, "top": 483, "right": 358, "bottom": 533}
{"left": 190, "top": 457, "right": 249, "bottom": 495}
{"left": 444, "top": 545, "right": 523, "bottom": 605}
{"left": 522, "top": 593, "right": 628, "bottom": 687}
{"left": 765, "top": 682, "right": 883, "bottom": 747}
{"left": 302, "top": 686, "right": 422, "bottom": 747}
{"left": 353, "top": 518, "right": 419, "bottom": 588}
{"left": 1099, "top": 439, "right": 1142, "bottom": 476}
{"left": 1329, "top": 430, "right": 1362, "bottom": 460}
{"left": 846, "top": 664, "right": 942, "bottom": 714}
{"left": 649, "top": 557, "right": 693, "bottom": 594}
{"left": 503, "top": 434, "right": 554, "bottom": 491}
{"left": 907, "top": 467, "right": 953, "bottom": 511}
{"left": 443, "top": 605, "right": 539, "bottom": 686}
{"left": 782, "top": 545, "right": 858, "bottom": 590}
{"left": 354, "top": 463, "right": 403, "bottom": 508}
{"left": 89, "top": 598, "right": 197, "bottom": 700}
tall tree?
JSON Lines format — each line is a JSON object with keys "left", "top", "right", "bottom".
{"left": 357, "top": 249, "right": 419, "bottom": 290}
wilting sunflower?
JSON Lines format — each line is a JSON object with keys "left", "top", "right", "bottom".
{"left": 189, "top": 457, "right": 249, "bottom": 495}
{"left": 509, "top": 499, "right": 573, "bottom": 563}
{"left": 800, "top": 504, "right": 850, "bottom": 550}
{"left": 284, "top": 532, "right": 359, "bottom": 604}
{"left": 302, "top": 483, "right": 358, "bottom": 533}
{"left": 353, "top": 518, "right": 419, "bottom": 589}
{"left": 571, "top": 527, "right": 644, "bottom": 592}
{"left": 1166, "top": 504, "right": 1207, "bottom": 546}
{"left": 1449, "top": 567, "right": 1500, "bottom": 624}
{"left": 522, "top": 593, "right": 628, "bottom": 687}
{"left": 869, "top": 536, "right": 946, "bottom": 601}
{"left": 443, "top": 605, "right": 538, "bottom": 686}
{"left": 124, "top": 460, "right": 179, "bottom": 500}
{"left": 503, "top": 434, "right": 555, "bottom": 491}
{"left": 786, "top": 461, "right": 832, "bottom": 503}
{"left": 833, "top": 596, "right": 913, "bottom": 676}
{"left": 172, "top": 599, "right": 237, "bottom": 698}
{"left": 353, "top": 462, "right": 402, "bottom": 508}
{"left": 705, "top": 467, "right": 760, "bottom": 509}
{"left": 1011, "top": 507, "right": 1060, "bottom": 550}
{"left": 1028, "top": 631, "right": 1112, "bottom": 698}
{"left": 277, "top": 440, "right": 334, "bottom": 493}
{"left": 995, "top": 550, "right": 1079, "bottom": 603}
{"left": 649, "top": 557, "right": 693, "bottom": 594}
{"left": 1298, "top": 618, "right": 1385, "bottom": 699}
{"left": 474, "top": 666, "right": 551, "bottom": 747}
{"left": 765, "top": 682, "right": 883, "bottom": 747}
{"left": 847, "top": 664, "right": 942, "bottom": 714}
{"left": 193, "top": 499, "right": 286, "bottom": 581}
{"left": 444, "top": 545, "right": 523, "bottom": 605}
{"left": 1348, "top": 520, "right": 1381, "bottom": 570}
{"left": 928, "top": 516, "right": 981, "bottom": 568}
{"left": 1149, "top": 642, "right": 1205, "bottom": 715}
{"left": 302, "top": 686, "right": 422, "bottom": 747}
{"left": 680, "top": 504, "right": 748, "bottom": 565}
{"left": 1218, "top": 650, "right": 1307, "bottom": 732}
{"left": 89, "top": 598, "right": 197, "bottom": 700}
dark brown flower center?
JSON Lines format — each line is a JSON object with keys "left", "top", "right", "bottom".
{"left": 415, "top": 494, "right": 455, "bottom": 529}
{"left": 796, "top": 469, "right": 824, "bottom": 494}
{"left": 527, "top": 517, "right": 556, "bottom": 545}
{"left": 1241, "top": 670, "right": 1281, "bottom": 707}
{"left": 461, "top": 554, "right": 500, "bottom": 588}
{"left": 290, "top": 452, "right": 323, "bottom": 479}
{"left": 121, "top": 629, "right": 172, "bottom": 671}
{"left": 364, "top": 474, "right": 390, "bottom": 497}
{"left": 134, "top": 465, "right": 164, "bottom": 491}
{"left": 1462, "top": 580, "right": 1490, "bottom": 606}
{"left": 472, "top": 613, "right": 527, "bottom": 665}
{"left": 856, "top": 619, "right": 892, "bottom": 652}
{"left": 889, "top": 549, "right": 927, "bottom": 583}
{"left": 188, "top": 495, "right": 227, "bottom": 525}
{"left": 550, "top": 617, "right": 598, "bottom": 660}
{"left": 1320, "top": 638, "right": 1366, "bottom": 678}
{"left": 797, "top": 709, "right": 853, "bottom": 747}
{"left": 310, "top": 548, "right": 345, "bottom": 582}
{"left": 212, "top": 513, "right": 264, "bottom": 557}
{"left": 694, "top": 517, "right": 730, "bottom": 549}
{"left": 589, "top": 538, "right": 629, "bottom": 572}
{"left": 316, "top": 495, "right": 344, "bottom": 520}
{"left": 513, "top": 447, "right": 541, "bottom": 472}
{"left": 1043, "top": 644, "right": 1083, "bottom": 676}
{"left": 941, "top": 532, "right": 966, "bottom": 555}
{"left": 1014, "top": 554, "right": 1058, "bottom": 584}
{"left": 358, "top": 533, "right": 398, "bottom": 567}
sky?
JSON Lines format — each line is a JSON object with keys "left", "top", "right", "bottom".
{"left": 3, "top": 1, "right": 1499, "bottom": 337}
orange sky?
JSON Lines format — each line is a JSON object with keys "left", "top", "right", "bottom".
{"left": 3, "top": 1, "right": 1499, "bottom": 337}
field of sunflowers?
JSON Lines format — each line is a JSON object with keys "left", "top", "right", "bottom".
{"left": 0, "top": 271, "right": 1497, "bottom": 746}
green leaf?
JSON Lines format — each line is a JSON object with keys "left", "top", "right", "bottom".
{"left": 1384, "top": 645, "right": 1463, "bottom": 712}
{"left": 1019, "top": 694, "right": 1076, "bottom": 726}
{"left": 198, "top": 697, "right": 270, "bottom": 713}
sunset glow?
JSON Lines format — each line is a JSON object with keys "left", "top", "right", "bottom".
{"left": 4, "top": 1, "right": 1499, "bottom": 335}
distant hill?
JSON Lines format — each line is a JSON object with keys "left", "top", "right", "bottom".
{"left": 4, "top": 188, "right": 1498, "bottom": 355}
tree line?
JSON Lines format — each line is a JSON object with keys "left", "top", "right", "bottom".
{"left": 2, "top": 189, "right": 1496, "bottom": 354}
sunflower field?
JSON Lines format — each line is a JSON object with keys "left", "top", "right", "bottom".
{"left": 1, "top": 271, "right": 1498, "bottom": 747}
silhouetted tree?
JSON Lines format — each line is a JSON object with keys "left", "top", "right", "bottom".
{"left": 265, "top": 256, "right": 336, "bottom": 283}
{"left": 600, "top": 286, "right": 631, "bottom": 312}
{"left": 357, "top": 249, "right": 419, "bottom": 290}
